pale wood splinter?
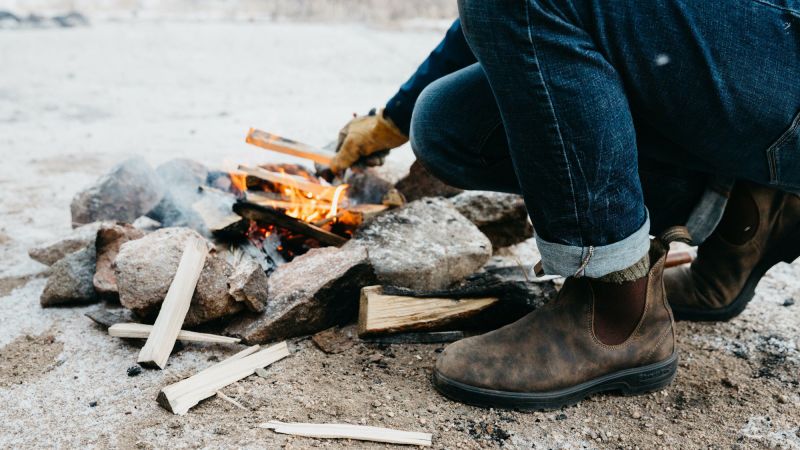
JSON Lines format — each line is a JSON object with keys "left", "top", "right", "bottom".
{"left": 109, "top": 323, "right": 240, "bottom": 344}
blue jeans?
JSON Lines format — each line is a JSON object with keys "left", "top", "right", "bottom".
{"left": 410, "top": 0, "right": 800, "bottom": 277}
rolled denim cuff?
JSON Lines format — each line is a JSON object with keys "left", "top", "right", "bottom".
{"left": 536, "top": 215, "right": 651, "bottom": 278}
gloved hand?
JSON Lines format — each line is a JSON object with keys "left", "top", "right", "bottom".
{"left": 329, "top": 108, "right": 408, "bottom": 174}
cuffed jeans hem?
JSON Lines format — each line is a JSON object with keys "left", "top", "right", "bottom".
{"left": 536, "top": 215, "right": 652, "bottom": 278}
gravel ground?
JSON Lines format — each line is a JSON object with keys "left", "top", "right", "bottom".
{"left": 1, "top": 20, "right": 799, "bottom": 449}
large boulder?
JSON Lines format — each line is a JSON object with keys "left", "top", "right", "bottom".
{"left": 93, "top": 223, "right": 145, "bottom": 298}
{"left": 115, "top": 228, "right": 243, "bottom": 326}
{"left": 394, "top": 160, "right": 462, "bottom": 202}
{"left": 28, "top": 221, "right": 106, "bottom": 266}
{"left": 349, "top": 197, "right": 492, "bottom": 290}
{"left": 224, "top": 245, "right": 375, "bottom": 344}
{"left": 449, "top": 191, "right": 533, "bottom": 249}
{"left": 40, "top": 246, "right": 98, "bottom": 306}
{"left": 70, "top": 157, "right": 164, "bottom": 227}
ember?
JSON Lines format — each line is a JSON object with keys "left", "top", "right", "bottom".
{"left": 225, "top": 163, "right": 360, "bottom": 262}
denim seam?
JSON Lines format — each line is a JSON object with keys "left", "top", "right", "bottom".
{"left": 523, "top": 0, "right": 584, "bottom": 248}
{"left": 749, "top": 0, "right": 800, "bottom": 15}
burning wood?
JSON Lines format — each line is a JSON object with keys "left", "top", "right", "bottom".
{"left": 233, "top": 202, "right": 348, "bottom": 247}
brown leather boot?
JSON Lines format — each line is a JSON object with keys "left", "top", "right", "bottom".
{"left": 433, "top": 230, "right": 685, "bottom": 410}
{"left": 666, "top": 182, "right": 800, "bottom": 321}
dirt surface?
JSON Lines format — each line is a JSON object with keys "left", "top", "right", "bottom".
{"left": 1, "top": 19, "right": 799, "bottom": 449}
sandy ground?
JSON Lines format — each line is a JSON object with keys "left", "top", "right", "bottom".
{"left": 1, "top": 20, "right": 799, "bottom": 449}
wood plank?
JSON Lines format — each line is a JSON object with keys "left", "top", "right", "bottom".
{"left": 137, "top": 238, "right": 209, "bottom": 369}
{"left": 260, "top": 421, "right": 432, "bottom": 447}
{"left": 358, "top": 286, "right": 498, "bottom": 337}
{"left": 233, "top": 201, "right": 348, "bottom": 247}
{"left": 109, "top": 323, "right": 241, "bottom": 344}
{"left": 246, "top": 128, "right": 335, "bottom": 165}
{"left": 158, "top": 342, "right": 289, "bottom": 415}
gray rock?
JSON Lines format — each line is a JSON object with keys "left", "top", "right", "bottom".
{"left": 93, "top": 223, "right": 145, "bottom": 297}
{"left": 224, "top": 245, "right": 375, "bottom": 344}
{"left": 227, "top": 257, "right": 268, "bottom": 313}
{"left": 40, "top": 246, "right": 98, "bottom": 306}
{"left": 349, "top": 197, "right": 492, "bottom": 290}
{"left": 28, "top": 222, "right": 105, "bottom": 266}
{"left": 70, "top": 157, "right": 165, "bottom": 227}
{"left": 115, "top": 228, "right": 243, "bottom": 326}
{"left": 449, "top": 191, "right": 533, "bottom": 249}
{"left": 394, "top": 160, "right": 462, "bottom": 202}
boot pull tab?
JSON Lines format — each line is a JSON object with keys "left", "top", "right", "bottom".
{"left": 658, "top": 226, "right": 693, "bottom": 246}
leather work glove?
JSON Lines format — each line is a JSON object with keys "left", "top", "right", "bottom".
{"left": 329, "top": 108, "right": 408, "bottom": 174}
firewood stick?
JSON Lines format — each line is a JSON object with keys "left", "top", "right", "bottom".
{"left": 246, "top": 128, "right": 335, "bottom": 165}
{"left": 238, "top": 165, "right": 336, "bottom": 200}
{"left": 233, "top": 201, "right": 348, "bottom": 247}
{"left": 138, "top": 238, "right": 209, "bottom": 369}
{"left": 358, "top": 286, "right": 498, "bottom": 337}
{"left": 109, "top": 323, "right": 241, "bottom": 344}
{"left": 158, "top": 342, "right": 289, "bottom": 415}
{"left": 259, "top": 421, "right": 432, "bottom": 447}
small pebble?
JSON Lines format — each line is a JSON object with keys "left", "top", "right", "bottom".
{"left": 632, "top": 411, "right": 641, "bottom": 419}
{"left": 127, "top": 366, "right": 142, "bottom": 377}
{"left": 387, "top": 412, "right": 395, "bottom": 418}
{"left": 255, "top": 368, "right": 270, "bottom": 378}
{"left": 419, "top": 418, "right": 427, "bottom": 425}
{"left": 656, "top": 429, "right": 664, "bottom": 436}
{"left": 783, "top": 298, "right": 795, "bottom": 307}
{"left": 89, "top": 401, "right": 98, "bottom": 407}
{"left": 555, "top": 413, "right": 567, "bottom": 421}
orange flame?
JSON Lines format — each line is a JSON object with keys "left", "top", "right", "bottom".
{"left": 230, "top": 171, "right": 247, "bottom": 193}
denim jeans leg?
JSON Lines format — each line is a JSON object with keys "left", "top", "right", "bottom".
{"left": 410, "top": 64, "right": 520, "bottom": 194}
{"left": 458, "top": 0, "right": 650, "bottom": 277}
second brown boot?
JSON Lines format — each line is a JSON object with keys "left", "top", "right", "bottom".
{"left": 666, "top": 181, "right": 800, "bottom": 321}
{"left": 433, "top": 229, "right": 686, "bottom": 410}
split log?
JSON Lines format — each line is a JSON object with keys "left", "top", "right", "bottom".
{"left": 246, "top": 192, "right": 388, "bottom": 224}
{"left": 246, "top": 129, "right": 334, "bottom": 165}
{"left": 157, "top": 342, "right": 289, "bottom": 415}
{"left": 381, "top": 269, "right": 557, "bottom": 310}
{"left": 109, "top": 323, "right": 241, "bottom": 344}
{"left": 259, "top": 421, "right": 432, "bottom": 447}
{"left": 138, "top": 238, "right": 209, "bottom": 369}
{"left": 233, "top": 201, "right": 347, "bottom": 247}
{"left": 358, "top": 286, "right": 498, "bottom": 337}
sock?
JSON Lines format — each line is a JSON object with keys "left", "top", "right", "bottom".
{"left": 591, "top": 254, "right": 650, "bottom": 345}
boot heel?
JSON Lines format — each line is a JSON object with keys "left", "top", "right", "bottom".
{"left": 620, "top": 355, "right": 678, "bottom": 396}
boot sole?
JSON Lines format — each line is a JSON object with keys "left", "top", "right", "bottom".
{"left": 671, "top": 227, "right": 800, "bottom": 322}
{"left": 432, "top": 353, "right": 678, "bottom": 411}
